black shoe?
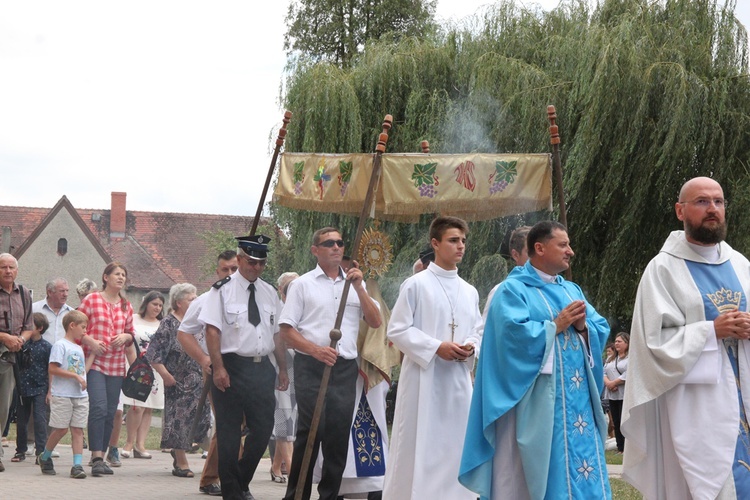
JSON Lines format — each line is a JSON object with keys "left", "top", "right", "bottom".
{"left": 70, "top": 465, "right": 87, "bottom": 479}
{"left": 199, "top": 483, "right": 222, "bottom": 496}
{"left": 91, "top": 458, "right": 112, "bottom": 477}
{"left": 100, "top": 460, "right": 114, "bottom": 475}
{"left": 39, "top": 456, "right": 56, "bottom": 475}
{"left": 243, "top": 491, "right": 255, "bottom": 500}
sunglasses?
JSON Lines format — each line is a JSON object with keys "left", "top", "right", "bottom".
{"left": 239, "top": 254, "right": 267, "bottom": 266}
{"left": 317, "top": 239, "right": 345, "bottom": 248}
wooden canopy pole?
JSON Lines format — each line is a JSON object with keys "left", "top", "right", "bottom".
{"left": 188, "top": 110, "right": 292, "bottom": 444}
{"left": 547, "top": 105, "right": 571, "bottom": 279}
{"left": 547, "top": 105, "right": 567, "bottom": 228}
{"left": 251, "top": 110, "right": 293, "bottom": 235}
{"left": 294, "top": 115, "right": 393, "bottom": 500}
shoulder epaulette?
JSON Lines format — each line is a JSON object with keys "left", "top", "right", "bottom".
{"left": 212, "top": 276, "right": 232, "bottom": 289}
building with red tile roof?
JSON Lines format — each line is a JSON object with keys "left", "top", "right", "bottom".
{"left": 0, "top": 192, "right": 266, "bottom": 307}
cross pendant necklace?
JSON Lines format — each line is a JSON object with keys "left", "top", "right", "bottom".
{"left": 449, "top": 319, "right": 457, "bottom": 339}
{"left": 429, "top": 269, "right": 460, "bottom": 342}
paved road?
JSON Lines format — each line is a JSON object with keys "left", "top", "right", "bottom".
{"left": 1, "top": 440, "right": 624, "bottom": 499}
{"left": 1, "top": 442, "right": 285, "bottom": 500}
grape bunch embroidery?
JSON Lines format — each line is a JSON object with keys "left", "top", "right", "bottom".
{"left": 293, "top": 161, "right": 305, "bottom": 195}
{"left": 338, "top": 161, "right": 353, "bottom": 197}
{"left": 411, "top": 162, "right": 439, "bottom": 198}
{"left": 489, "top": 160, "right": 517, "bottom": 195}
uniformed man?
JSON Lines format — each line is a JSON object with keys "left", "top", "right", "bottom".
{"left": 198, "top": 235, "right": 288, "bottom": 500}
{"left": 178, "top": 250, "right": 238, "bottom": 496}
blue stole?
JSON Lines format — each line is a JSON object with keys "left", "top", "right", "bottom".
{"left": 351, "top": 390, "right": 385, "bottom": 477}
{"left": 685, "top": 260, "right": 750, "bottom": 494}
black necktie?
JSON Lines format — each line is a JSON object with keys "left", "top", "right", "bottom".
{"left": 248, "top": 283, "right": 260, "bottom": 326}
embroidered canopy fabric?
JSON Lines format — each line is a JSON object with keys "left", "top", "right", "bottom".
{"left": 274, "top": 153, "right": 553, "bottom": 222}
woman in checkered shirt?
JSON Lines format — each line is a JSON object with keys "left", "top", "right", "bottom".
{"left": 78, "top": 262, "right": 135, "bottom": 477}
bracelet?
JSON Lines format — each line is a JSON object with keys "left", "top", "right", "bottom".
{"left": 574, "top": 325, "right": 587, "bottom": 333}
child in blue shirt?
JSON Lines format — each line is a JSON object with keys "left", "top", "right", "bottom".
{"left": 38, "top": 311, "right": 89, "bottom": 479}
{"left": 12, "top": 313, "right": 52, "bottom": 462}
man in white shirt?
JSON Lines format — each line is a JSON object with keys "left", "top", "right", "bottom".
{"left": 178, "top": 250, "right": 237, "bottom": 497}
{"left": 280, "top": 227, "right": 381, "bottom": 500}
{"left": 32, "top": 278, "right": 74, "bottom": 344}
{"left": 198, "top": 237, "right": 288, "bottom": 500}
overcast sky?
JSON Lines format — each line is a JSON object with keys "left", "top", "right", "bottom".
{"left": 1, "top": 1, "right": 748, "bottom": 216}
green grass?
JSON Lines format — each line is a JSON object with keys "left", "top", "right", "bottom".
{"left": 605, "top": 449, "right": 623, "bottom": 465}
{"left": 606, "top": 450, "right": 642, "bottom": 499}
{"left": 611, "top": 478, "right": 642, "bottom": 499}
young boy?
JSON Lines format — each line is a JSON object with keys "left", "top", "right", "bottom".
{"left": 12, "top": 313, "right": 53, "bottom": 463}
{"left": 384, "top": 216, "right": 483, "bottom": 499}
{"left": 39, "top": 310, "right": 89, "bottom": 478}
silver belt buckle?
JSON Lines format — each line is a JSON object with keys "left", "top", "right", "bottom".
{"left": 253, "top": 356, "right": 262, "bottom": 363}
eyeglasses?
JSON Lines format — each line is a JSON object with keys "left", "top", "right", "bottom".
{"left": 317, "top": 239, "right": 345, "bottom": 248}
{"left": 678, "top": 198, "right": 728, "bottom": 209}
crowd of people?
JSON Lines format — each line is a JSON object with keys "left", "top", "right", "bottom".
{"left": 0, "top": 175, "right": 748, "bottom": 499}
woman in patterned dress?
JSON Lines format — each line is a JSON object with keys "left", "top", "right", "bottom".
{"left": 146, "top": 283, "right": 210, "bottom": 477}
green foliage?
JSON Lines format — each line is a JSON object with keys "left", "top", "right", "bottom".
{"left": 275, "top": 0, "right": 750, "bottom": 322}
{"left": 285, "top": 0, "right": 437, "bottom": 68}
{"left": 199, "top": 224, "right": 294, "bottom": 287}
{"left": 199, "top": 229, "right": 237, "bottom": 279}
{"left": 471, "top": 254, "right": 509, "bottom": 311}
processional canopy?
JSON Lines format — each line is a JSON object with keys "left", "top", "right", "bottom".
{"left": 273, "top": 152, "right": 552, "bottom": 222}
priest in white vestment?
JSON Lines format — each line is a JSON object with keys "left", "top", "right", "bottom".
{"left": 383, "top": 216, "right": 483, "bottom": 500}
{"left": 622, "top": 177, "right": 750, "bottom": 500}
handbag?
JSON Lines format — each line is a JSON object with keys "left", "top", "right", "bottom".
{"left": 122, "top": 342, "right": 154, "bottom": 402}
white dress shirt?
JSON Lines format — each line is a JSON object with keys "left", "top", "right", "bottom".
{"left": 279, "top": 264, "right": 376, "bottom": 360}
{"left": 198, "top": 271, "right": 281, "bottom": 357}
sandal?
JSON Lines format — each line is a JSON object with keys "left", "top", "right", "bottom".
{"left": 133, "top": 447, "right": 152, "bottom": 459}
{"left": 270, "top": 468, "right": 286, "bottom": 483}
{"left": 172, "top": 467, "right": 194, "bottom": 478}
{"left": 11, "top": 452, "right": 25, "bottom": 462}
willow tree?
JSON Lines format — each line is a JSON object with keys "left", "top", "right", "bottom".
{"left": 273, "top": 0, "right": 750, "bottom": 320}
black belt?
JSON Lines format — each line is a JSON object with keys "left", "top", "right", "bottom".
{"left": 222, "top": 352, "right": 268, "bottom": 363}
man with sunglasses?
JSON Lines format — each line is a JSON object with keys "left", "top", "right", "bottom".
{"left": 280, "top": 227, "right": 381, "bottom": 500}
{"left": 199, "top": 235, "right": 289, "bottom": 500}
{"left": 623, "top": 176, "right": 750, "bottom": 499}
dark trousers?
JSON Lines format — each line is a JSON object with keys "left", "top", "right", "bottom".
{"left": 609, "top": 399, "right": 625, "bottom": 452}
{"left": 15, "top": 393, "right": 47, "bottom": 455}
{"left": 284, "top": 355, "right": 357, "bottom": 500}
{"left": 212, "top": 354, "right": 276, "bottom": 500}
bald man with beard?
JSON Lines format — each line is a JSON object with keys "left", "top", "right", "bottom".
{"left": 623, "top": 177, "right": 750, "bottom": 499}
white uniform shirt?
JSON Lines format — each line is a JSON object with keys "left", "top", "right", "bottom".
{"left": 179, "top": 292, "right": 209, "bottom": 354}
{"left": 32, "top": 299, "right": 74, "bottom": 344}
{"left": 198, "top": 271, "right": 281, "bottom": 357}
{"left": 279, "top": 265, "right": 376, "bottom": 360}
